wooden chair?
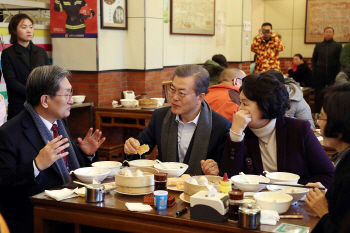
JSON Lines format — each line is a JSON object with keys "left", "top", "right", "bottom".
{"left": 162, "top": 81, "right": 172, "bottom": 103}
{"left": 98, "top": 142, "right": 124, "bottom": 161}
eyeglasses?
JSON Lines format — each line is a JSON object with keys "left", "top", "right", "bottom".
{"left": 56, "top": 89, "right": 73, "bottom": 99}
{"left": 315, "top": 113, "right": 327, "bottom": 125}
{"left": 167, "top": 87, "right": 194, "bottom": 98}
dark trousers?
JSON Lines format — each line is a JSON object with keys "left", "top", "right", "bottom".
{"left": 314, "top": 79, "right": 334, "bottom": 113}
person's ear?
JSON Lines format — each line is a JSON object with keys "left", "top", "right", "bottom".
{"left": 40, "top": 95, "right": 49, "bottom": 108}
{"left": 198, "top": 93, "right": 205, "bottom": 103}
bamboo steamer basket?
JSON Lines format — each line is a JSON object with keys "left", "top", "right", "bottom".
{"left": 115, "top": 167, "right": 158, "bottom": 188}
{"left": 184, "top": 175, "right": 223, "bottom": 196}
{"left": 138, "top": 98, "right": 158, "bottom": 107}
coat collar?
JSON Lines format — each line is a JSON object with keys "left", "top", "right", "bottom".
{"left": 14, "top": 41, "right": 38, "bottom": 69}
{"left": 245, "top": 116, "right": 287, "bottom": 174}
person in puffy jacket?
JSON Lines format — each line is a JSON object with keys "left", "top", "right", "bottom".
{"left": 266, "top": 70, "right": 315, "bottom": 129}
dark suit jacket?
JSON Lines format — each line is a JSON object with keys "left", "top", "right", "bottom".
{"left": 128, "top": 106, "right": 231, "bottom": 173}
{"left": 221, "top": 116, "right": 335, "bottom": 188}
{"left": 1, "top": 41, "right": 50, "bottom": 119}
{"left": 312, "top": 149, "right": 350, "bottom": 233}
{"left": 0, "top": 110, "right": 95, "bottom": 233}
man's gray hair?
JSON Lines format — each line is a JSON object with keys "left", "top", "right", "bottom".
{"left": 173, "top": 64, "right": 209, "bottom": 95}
{"left": 27, "top": 65, "right": 71, "bottom": 106}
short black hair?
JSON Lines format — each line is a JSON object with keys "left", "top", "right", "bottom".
{"left": 322, "top": 83, "right": 350, "bottom": 144}
{"left": 9, "top": 14, "right": 34, "bottom": 44}
{"left": 240, "top": 72, "right": 290, "bottom": 119}
{"left": 324, "top": 27, "right": 334, "bottom": 33}
{"left": 173, "top": 64, "right": 209, "bottom": 95}
{"left": 212, "top": 54, "right": 228, "bottom": 68}
{"left": 294, "top": 54, "right": 303, "bottom": 60}
{"left": 27, "top": 65, "right": 71, "bottom": 106}
{"left": 261, "top": 22, "right": 272, "bottom": 29}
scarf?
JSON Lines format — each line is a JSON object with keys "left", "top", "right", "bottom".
{"left": 24, "top": 102, "right": 80, "bottom": 184}
{"left": 161, "top": 100, "right": 212, "bottom": 174}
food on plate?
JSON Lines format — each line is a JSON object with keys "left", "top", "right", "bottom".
{"left": 167, "top": 174, "right": 191, "bottom": 186}
{"left": 87, "top": 169, "right": 104, "bottom": 175}
{"left": 137, "top": 144, "right": 150, "bottom": 155}
{"left": 124, "top": 170, "right": 133, "bottom": 177}
{"left": 189, "top": 179, "right": 199, "bottom": 185}
{"left": 134, "top": 169, "right": 144, "bottom": 177}
{"left": 121, "top": 169, "right": 143, "bottom": 177}
{"left": 176, "top": 182, "right": 184, "bottom": 190}
{"left": 198, "top": 176, "right": 208, "bottom": 185}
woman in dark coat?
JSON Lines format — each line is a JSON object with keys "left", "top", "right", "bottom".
{"left": 221, "top": 72, "right": 334, "bottom": 187}
{"left": 1, "top": 14, "right": 50, "bottom": 120}
{"left": 306, "top": 83, "right": 350, "bottom": 233}
{"left": 288, "top": 54, "right": 313, "bottom": 87}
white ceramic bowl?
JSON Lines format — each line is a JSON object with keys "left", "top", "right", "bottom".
{"left": 153, "top": 162, "right": 188, "bottom": 177}
{"left": 230, "top": 175, "right": 270, "bottom": 192}
{"left": 91, "top": 161, "right": 122, "bottom": 178}
{"left": 128, "top": 159, "right": 158, "bottom": 168}
{"left": 265, "top": 172, "right": 300, "bottom": 184}
{"left": 73, "top": 167, "right": 110, "bottom": 184}
{"left": 267, "top": 183, "right": 308, "bottom": 205}
{"left": 254, "top": 191, "right": 293, "bottom": 214}
{"left": 72, "top": 95, "right": 86, "bottom": 104}
{"left": 120, "top": 99, "right": 136, "bottom": 108}
{"left": 151, "top": 98, "right": 165, "bottom": 107}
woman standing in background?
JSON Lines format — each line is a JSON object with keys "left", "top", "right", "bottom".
{"left": 1, "top": 14, "right": 50, "bottom": 120}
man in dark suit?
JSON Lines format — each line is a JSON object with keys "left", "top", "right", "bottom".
{"left": 0, "top": 65, "right": 105, "bottom": 233}
{"left": 124, "top": 64, "right": 231, "bottom": 175}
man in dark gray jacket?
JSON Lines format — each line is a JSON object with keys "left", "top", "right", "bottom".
{"left": 312, "top": 27, "right": 342, "bottom": 113}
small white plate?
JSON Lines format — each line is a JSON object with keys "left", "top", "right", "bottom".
{"left": 167, "top": 185, "right": 183, "bottom": 192}
{"left": 74, "top": 187, "right": 86, "bottom": 197}
{"left": 179, "top": 193, "right": 190, "bottom": 203}
{"left": 112, "top": 105, "right": 122, "bottom": 108}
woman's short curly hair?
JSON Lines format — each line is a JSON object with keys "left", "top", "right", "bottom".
{"left": 240, "top": 72, "right": 290, "bottom": 119}
{"left": 322, "top": 83, "right": 350, "bottom": 144}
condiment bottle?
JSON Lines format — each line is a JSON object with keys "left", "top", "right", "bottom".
{"left": 238, "top": 203, "right": 261, "bottom": 230}
{"left": 219, "top": 173, "right": 232, "bottom": 193}
{"left": 154, "top": 173, "right": 167, "bottom": 191}
{"left": 228, "top": 191, "right": 244, "bottom": 223}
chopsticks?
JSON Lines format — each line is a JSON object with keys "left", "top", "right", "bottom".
{"left": 259, "top": 182, "right": 326, "bottom": 190}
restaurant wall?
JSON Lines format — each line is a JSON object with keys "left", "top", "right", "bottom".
{"left": 264, "top": 0, "right": 316, "bottom": 58}
{"left": 163, "top": 0, "right": 253, "bottom": 66}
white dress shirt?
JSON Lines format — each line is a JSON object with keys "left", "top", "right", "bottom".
{"left": 175, "top": 112, "right": 200, "bottom": 163}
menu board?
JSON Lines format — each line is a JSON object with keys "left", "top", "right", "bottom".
{"left": 170, "top": 0, "right": 215, "bottom": 36}
{"left": 305, "top": 0, "right": 350, "bottom": 43}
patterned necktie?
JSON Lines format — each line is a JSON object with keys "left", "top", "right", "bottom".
{"left": 52, "top": 124, "right": 68, "bottom": 170}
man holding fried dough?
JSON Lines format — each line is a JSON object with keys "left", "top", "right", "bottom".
{"left": 124, "top": 64, "right": 231, "bottom": 175}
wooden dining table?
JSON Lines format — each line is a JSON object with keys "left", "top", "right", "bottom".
{"left": 31, "top": 178, "right": 320, "bottom": 233}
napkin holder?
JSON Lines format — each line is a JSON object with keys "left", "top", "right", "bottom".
{"left": 190, "top": 190, "right": 229, "bottom": 222}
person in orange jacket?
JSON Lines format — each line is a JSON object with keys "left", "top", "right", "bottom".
{"left": 205, "top": 68, "right": 246, "bottom": 121}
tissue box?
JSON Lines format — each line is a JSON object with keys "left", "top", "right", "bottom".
{"left": 143, "top": 193, "right": 176, "bottom": 207}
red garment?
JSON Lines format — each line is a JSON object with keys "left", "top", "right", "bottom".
{"left": 205, "top": 83, "right": 240, "bottom": 121}
{"left": 52, "top": 124, "right": 67, "bottom": 168}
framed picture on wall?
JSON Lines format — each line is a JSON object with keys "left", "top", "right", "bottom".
{"left": 100, "top": 0, "right": 127, "bottom": 30}
{"left": 170, "top": 0, "right": 215, "bottom": 36}
{"left": 305, "top": 0, "right": 350, "bottom": 43}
